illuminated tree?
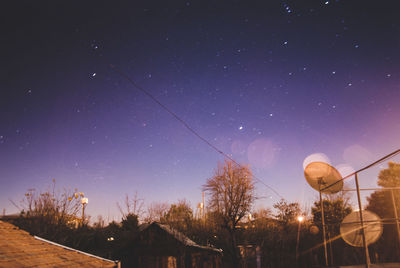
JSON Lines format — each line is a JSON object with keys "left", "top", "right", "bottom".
{"left": 273, "top": 199, "right": 301, "bottom": 225}
{"left": 311, "top": 196, "right": 352, "bottom": 235}
{"left": 366, "top": 161, "right": 400, "bottom": 262}
{"left": 161, "top": 199, "right": 193, "bottom": 231}
{"left": 9, "top": 180, "right": 85, "bottom": 243}
{"left": 203, "top": 160, "right": 255, "bottom": 268}
{"left": 366, "top": 162, "right": 400, "bottom": 219}
{"left": 21, "top": 181, "right": 84, "bottom": 227}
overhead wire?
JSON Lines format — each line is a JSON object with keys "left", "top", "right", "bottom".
{"left": 321, "top": 149, "right": 400, "bottom": 192}
{"left": 109, "top": 64, "right": 283, "bottom": 199}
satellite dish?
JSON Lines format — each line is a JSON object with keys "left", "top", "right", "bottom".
{"left": 304, "top": 162, "right": 343, "bottom": 193}
{"left": 340, "top": 210, "right": 382, "bottom": 247}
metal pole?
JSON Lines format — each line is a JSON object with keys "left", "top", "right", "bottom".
{"left": 319, "top": 190, "right": 329, "bottom": 267}
{"left": 203, "top": 191, "right": 205, "bottom": 222}
{"left": 390, "top": 189, "right": 400, "bottom": 252}
{"left": 354, "top": 173, "right": 370, "bottom": 268}
{"left": 328, "top": 232, "right": 334, "bottom": 266}
{"left": 82, "top": 203, "right": 85, "bottom": 224}
{"left": 296, "top": 220, "right": 301, "bottom": 268}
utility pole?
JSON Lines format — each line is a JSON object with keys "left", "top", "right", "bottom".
{"left": 203, "top": 191, "right": 205, "bottom": 222}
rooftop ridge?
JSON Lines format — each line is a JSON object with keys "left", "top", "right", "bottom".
{"left": 33, "top": 235, "right": 118, "bottom": 264}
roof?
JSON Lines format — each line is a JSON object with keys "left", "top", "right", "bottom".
{"left": 139, "top": 222, "right": 222, "bottom": 254}
{"left": 0, "top": 220, "right": 119, "bottom": 267}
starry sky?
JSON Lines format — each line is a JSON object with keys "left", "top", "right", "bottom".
{"left": 1, "top": 0, "right": 400, "bottom": 221}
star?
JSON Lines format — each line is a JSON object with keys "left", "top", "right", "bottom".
{"left": 91, "top": 42, "right": 99, "bottom": 50}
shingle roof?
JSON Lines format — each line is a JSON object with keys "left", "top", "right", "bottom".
{"left": 139, "top": 222, "right": 222, "bottom": 254}
{"left": 0, "top": 220, "right": 119, "bottom": 268}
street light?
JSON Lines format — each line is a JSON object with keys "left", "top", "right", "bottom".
{"left": 81, "top": 197, "right": 88, "bottom": 224}
{"left": 107, "top": 237, "right": 114, "bottom": 259}
{"left": 296, "top": 215, "right": 304, "bottom": 268}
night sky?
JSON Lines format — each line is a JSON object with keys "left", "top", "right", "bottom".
{"left": 1, "top": 1, "right": 400, "bottom": 220}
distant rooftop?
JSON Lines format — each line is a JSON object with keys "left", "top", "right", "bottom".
{"left": 139, "top": 222, "right": 222, "bottom": 254}
{"left": 0, "top": 220, "right": 119, "bottom": 267}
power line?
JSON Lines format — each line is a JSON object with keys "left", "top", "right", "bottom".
{"left": 109, "top": 64, "right": 283, "bottom": 199}
{"left": 321, "top": 149, "right": 400, "bottom": 192}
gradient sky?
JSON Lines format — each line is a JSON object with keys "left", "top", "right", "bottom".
{"left": 1, "top": 1, "right": 400, "bottom": 221}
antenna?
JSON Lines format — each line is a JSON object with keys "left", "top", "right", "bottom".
{"left": 304, "top": 161, "right": 343, "bottom": 266}
{"left": 340, "top": 210, "right": 382, "bottom": 247}
{"left": 304, "top": 162, "right": 343, "bottom": 194}
{"left": 195, "top": 203, "right": 203, "bottom": 220}
{"left": 304, "top": 149, "right": 400, "bottom": 267}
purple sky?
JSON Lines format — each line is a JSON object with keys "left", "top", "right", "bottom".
{"left": 1, "top": 1, "right": 400, "bottom": 221}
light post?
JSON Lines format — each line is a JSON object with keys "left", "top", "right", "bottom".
{"left": 107, "top": 237, "right": 114, "bottom": 259}
{"left": 81, "top": 197, "right": 88, "bottom": 224}
{"left": 296, "top": 215, "right": 304, "bottom": 268}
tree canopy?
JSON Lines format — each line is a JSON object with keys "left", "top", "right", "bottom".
{"left": 367, "top": 161, "right": 400, "bottom": 219}
{"left": 366, "top": 161, "right": 400, "bottom": 262}
{"left": 273, "top": 199, "right": 301, "bottom": 225}
{"left": 203, "top": 160, "right": 255, "bottom": 230}
{"left": 203, "top": 160, "right": 255, "bottom": 268}
{"left": 311, "top": 197, "right": 352, "bottom": 235}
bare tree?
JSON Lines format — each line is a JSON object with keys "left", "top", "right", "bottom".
{"left": 93, "top": 215, "right": 105, "bottom": 229}
{"left": 117, "top": 192, "right": 145, "bottom": 220}
{"left": 9, "top": 180, "right": 85, "bottom": 241}
{"left": 203, "top": 160, "right": 255, "bottom": 268}
{"left": 144, "top": 202, "right": 169, "bottom": 223}
{"left": 20, "top": 181, "right": 83, "bottom": 226}
{"left": 252, "top": 207, "right": 272, "bottom": 220}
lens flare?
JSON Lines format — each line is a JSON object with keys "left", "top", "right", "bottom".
{"left": 247, "top": 138, "right": 278, "bottom": 169}
{"left": 302, "top": 153, "right": 330, "bottom": 170}
{"left": 343, "top": 144, "right": 373, "bottom": 167}
{"left": 336, "top": 164, "right": 356, "bottom": 181}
